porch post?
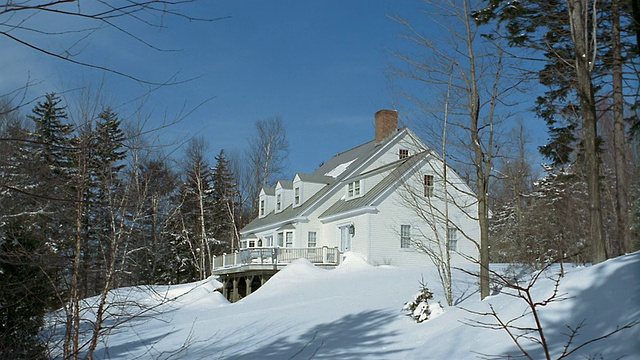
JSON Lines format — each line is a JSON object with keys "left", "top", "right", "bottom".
{"left": 222, "top": 253, "right": 227, "bottom": 267}
{"left": 232, "top": 277, "right": 239, "bottom": 302}
{"left": 322, "top": 246, "right": 328, "bottom": 264}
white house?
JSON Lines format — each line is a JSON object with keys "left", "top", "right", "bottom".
{"left": 237, "top": 110, "right": 479, "bottom": 267}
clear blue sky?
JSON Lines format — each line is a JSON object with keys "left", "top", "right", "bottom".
{"left": 1, "top": 1, "right": 544, "bottom": 177}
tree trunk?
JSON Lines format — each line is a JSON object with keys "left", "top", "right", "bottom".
{"left": 566, "top": 0, "right": 607, "bottom": 263}
{"left": 463, "top": 0, "right": 490, "bottom": 299}
{"left": 611, "top": 0, "right": 631, "bottom": 255}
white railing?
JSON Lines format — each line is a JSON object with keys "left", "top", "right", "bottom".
{"left": 212, "top": 247, "right": 340, "bottom": 271}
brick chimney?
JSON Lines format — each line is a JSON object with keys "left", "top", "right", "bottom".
{"left": 375, "top": 109, "right": 398, "bottom": 143}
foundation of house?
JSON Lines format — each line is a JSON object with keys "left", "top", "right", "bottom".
{"left": 219, "top": 269, "right": 279, "bottom": 302}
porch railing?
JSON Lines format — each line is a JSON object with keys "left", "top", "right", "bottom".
{"left": 212, "top": 247, "right": 340, "bottom": 271}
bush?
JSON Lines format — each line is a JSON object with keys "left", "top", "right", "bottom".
{"left": 403, "top": 278, "right": 442, "bottom": 323}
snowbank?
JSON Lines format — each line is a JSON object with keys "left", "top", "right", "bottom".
{"left": 47, "top": 252, "right": 640, "bottom": 359}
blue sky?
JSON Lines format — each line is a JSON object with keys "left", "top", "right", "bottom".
{"left": 1, "top": 1, "right": 544, "bottom": 177}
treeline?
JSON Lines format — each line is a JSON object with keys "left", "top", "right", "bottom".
{"left": 489, "top": 122, "right": 640, "bottom": 267}
{"left": 0, "top": 93, "right": 288, "bottom": 358}
{"left": 478, "top": 0, "right": 640, "bottom": 265}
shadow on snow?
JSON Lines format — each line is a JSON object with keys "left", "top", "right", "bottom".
{"left": 208, "top": 309, "right": 405, "bottom": 360}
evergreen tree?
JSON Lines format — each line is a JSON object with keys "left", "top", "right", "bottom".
{"left": 0, "top": 103, "right": 59, "bottom": 358}
{"left": 0, "top": 215, "right": 58, "bottom": 358}
{"left": 475, "top": 0, "right": 639, "bottom": 262}
{"left": 28, "top": 93, "right": 74, "bottom": 180}
{"left": 82, "top": 108, "right": 128, "bottom": 295}
{"left": 211, "top": 149, "right": 238, "bottom": 254}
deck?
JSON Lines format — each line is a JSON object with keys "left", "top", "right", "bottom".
{"left": 211, "top": 247, "right": 341, "bottom": 302}
{"left": 211, "top": 246, "right": 341, "bottom": 274}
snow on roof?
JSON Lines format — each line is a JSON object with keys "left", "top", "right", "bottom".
{"left": 324, "top": 159, "right": 355, "bottom": 178}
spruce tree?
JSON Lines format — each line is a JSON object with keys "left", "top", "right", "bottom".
{"left": 211, "top": 149, "right": 238, "bottom": 254}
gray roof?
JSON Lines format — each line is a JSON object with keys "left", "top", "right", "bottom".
{"left": 277, "top": 180, "right": 293, "bottom": 189}
{"left": 296, "top": 173, "right": 333, "bottom": 184}
{"left": 241, "top": 128, "right": 414, "bottom": 234}
{"left": 319, "top": 152, "right": 428, "bottom": 220}
{"left": 262, "top": 187, "right": 275, "bottom": 196}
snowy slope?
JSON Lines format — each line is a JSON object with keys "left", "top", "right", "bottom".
{"left": 57, "top": 252, "right": 640, "bottom": 359}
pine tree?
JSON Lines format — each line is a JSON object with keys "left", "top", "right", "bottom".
{"left": 0, "top": 104, "right": 59, "bottom": 358}
{"left": 211, "top": 149, "right": 238, "bottom": 254}
{"left": 0, "top": 214, "right": 58, "bottom": 358}
{"left": 82, "top": 108, "right": 128, "bottom": 294}
{"left": 28, "top": 93, "right": 74, "bottom": 181}
{"left": 26, "top": 93, "right": 76, "bottom": 277}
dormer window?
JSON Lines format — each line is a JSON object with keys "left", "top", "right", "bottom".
{"left": 260, "top": 200, "right": 265, "bottom": 216}
{"left": 347, "top": 180, "right": 361, "bottom": 198}
{"left": 399, "top": 149, "right": 409, "bottom": 159}
{"left": 294, "top": 187, "right": 300, "bottom": 205}
{"left": 276, "top": 194, "right": 282, "bottom": 211}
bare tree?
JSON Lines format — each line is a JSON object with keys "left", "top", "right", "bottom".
{"left": 180, "top": 137, "right": 214, "bottom": 280}
{"left": 464, "top": 257, "right": 639, "bottom": 360}
{"left": 246, "top": 116, "right": 289, "bottom": 217}
{"left": 398, "top": 68, "right": 478, "bottom": 306}
{"left": 391, "top": 0, "right": 516, "bottom": 299}
{"left": 0, "top": 1, "right": 221, "bottom": 88}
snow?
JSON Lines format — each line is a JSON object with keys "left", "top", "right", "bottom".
{"left": 48, "top": 252, "right": 640, "bottom": 359}
{"left": 324, "top": 159, "right": 355, "bottom": 178}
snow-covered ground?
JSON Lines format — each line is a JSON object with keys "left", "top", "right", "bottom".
{"left": 51, "top": 252, "right": 640, "bottom": 359}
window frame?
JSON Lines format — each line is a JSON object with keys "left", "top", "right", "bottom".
{"left": 276, "top": 193, "right": 282, "bottom": 211}
{"left": 294, "top": 187, "right": 300, "bottom": 205}
{"left": 260, "top": 199, "right": 265, "bottom": 216}
{"left": 424, "top": 174, "right": 434, "bottom": 197}
{"left": 307, "top": 231, "right": 317, "bottom": 248}
{"left": 277, "top": 232, "right": 284, "bottom": 247}
{"left": 399, "top": 149, "right": 409, "bottom": 159}
{"left": 448, "top": 226, "right": 458, "bottom": 251}
{"left": 400, "top": 224, "right": 411, "bottom": 249}
{"left": 347, "top": 180, "right": 362, "bottom": 199}
{"left": 285, "top": 231, "right": 293, "bottom": 248}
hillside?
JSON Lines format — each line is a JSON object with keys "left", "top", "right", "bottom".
{"left": 49, "top": 252, "right": 640, "bottom": 359}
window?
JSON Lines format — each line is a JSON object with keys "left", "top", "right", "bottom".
{"left": 294, "top": 187, "right": 300, "bottom": 205}
{"left": 308, "top": 231, "right": 317, "bottom": 247}
{"left": 240, "top": 240, "right": 247, "bottom": 249}
{"left": 285, "top": 232, "right": 293, "bottom": 247}
{"left": 276, "top": 194, "right": 282, "bottom": 211}
{"left": 448, "top": 226, "right": 458, "bottom": 251}
{"left": 277, "top": 232, "right": 284, "bottom": 247}
{"left": 249, "top": 240, "right": 256, "bottom": 248}
{"left": 260, "top": 200, "right": 265, "bottom": 216}
{"left": 399, "top": 149, "right": 409, "bottom": 159}
{"left": 401, "top": 225, "right": 411, "bottom": 249}
{"left": 265, "top": 235, "right": 273, "bottom": 247}
{"left": 424, "top": 175, "right": 434, "bottom": 197}
{"left": 347, "top": 180, "right": 361, "bottom": 198}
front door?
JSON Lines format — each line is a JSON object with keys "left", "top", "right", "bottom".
{"left": 340, "top": 226, "right": 351, "bottom": 252}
